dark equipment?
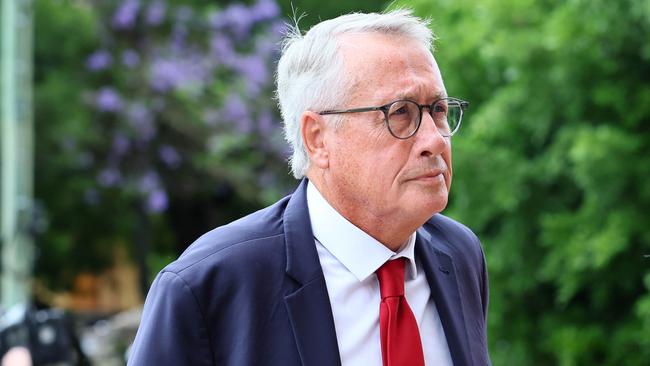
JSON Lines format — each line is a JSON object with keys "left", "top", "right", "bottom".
{"left": 0, "top": 305, "right": 89, "bottom": 366}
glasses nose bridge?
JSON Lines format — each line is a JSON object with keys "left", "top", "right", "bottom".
{"left": 417, "top": 103, "right": 437, "bottom": 125}
{"left": 418, "top": 103, "right": 436, "bottom": 118}
{"left": 416, "top": 101, "right": 456, "bottom": 139}
{"left": 413, "top": 103, "right": 438, "bottom": 136}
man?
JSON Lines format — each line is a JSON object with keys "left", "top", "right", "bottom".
{"left": 128, "top": 9, "right": 490, "bottom": 366}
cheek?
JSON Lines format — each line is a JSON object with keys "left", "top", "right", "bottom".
{"left": 329, "top": 138, "right": 366, "bottom": 184}
{"left": 386, "top": 153, "right": 407, "bottom": 183}
{"left": 445, "top": 147, "right": 453, "bottom": 189}
{"left": 331, "top": 124, "right": 404, "bottom": 189}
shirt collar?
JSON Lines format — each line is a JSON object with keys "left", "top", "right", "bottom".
{"left": 306, "top": 181, "right": 418, "bottom": 282}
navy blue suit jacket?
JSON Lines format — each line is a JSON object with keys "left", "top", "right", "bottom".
{"left": 128, "top": 180, "right": 490, "bottom": 365}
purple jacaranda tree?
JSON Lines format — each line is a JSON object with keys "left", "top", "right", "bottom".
{"left": 86, "top": 49, "right": 113, "bottom": 71}
{"left": 95, "top": 87, "right": 124, "bottom": 112}
{"left": 83, "top": 0, "right": 290, "bottom": 220}
{"left": 112, "top": 0, "right": 140, "bottom": 30}
{"left": 70, "top": 0, "right": 293, "bottom": 295}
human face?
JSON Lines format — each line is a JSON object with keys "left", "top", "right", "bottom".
{"left": 322, "top": 33, "right": 452, "bottom": 233}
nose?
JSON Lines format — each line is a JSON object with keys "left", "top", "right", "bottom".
{"left": 414, "top": 110, "right": 448, "bottom": 157}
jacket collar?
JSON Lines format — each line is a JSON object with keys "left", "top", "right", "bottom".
{"left": 283, "top": 179, "right": 342, "bottom": 366}
{"left": 416, "top": 226, "right": 472, "bottom": 366}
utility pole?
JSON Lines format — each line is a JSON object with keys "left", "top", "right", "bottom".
{"left": 1, "top": 0, "right": 34, "bottom": 309}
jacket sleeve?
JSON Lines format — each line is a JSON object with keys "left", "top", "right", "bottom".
{"left": 478, "top": 240, "right": 489, "bottom": 323}
{"left": 128, "top": 271, "right": 213, "bottom": 366}
{"left": 476, "top": 235, "right": 491, "bottom": 366}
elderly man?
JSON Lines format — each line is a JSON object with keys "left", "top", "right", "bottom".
{"left": 129, "top": 9, "right": 490, "bottom": 366}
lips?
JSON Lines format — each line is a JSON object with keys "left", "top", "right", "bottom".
{"left": 422, "top": 170, "right": 445, "bottom": 178}
{"left": 409, "top": 163, "right": 447, "bottom": 181}
{"left": 403, "top": 156, "right": 449, "bottom": 183}
{"left": 411, "top": 169, "right": 446, "bottom": 181}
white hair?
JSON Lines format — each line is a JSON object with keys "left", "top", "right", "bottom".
{"left": 275, "top": 9, "right": 435, "bottom": 178}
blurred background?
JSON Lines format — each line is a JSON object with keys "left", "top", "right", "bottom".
{"left": 1, "top": 0, "right": 648, "bottom": 364}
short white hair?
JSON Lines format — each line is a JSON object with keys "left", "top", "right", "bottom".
{"left": 276, "top": 9, "right": 435, "bottom": 178}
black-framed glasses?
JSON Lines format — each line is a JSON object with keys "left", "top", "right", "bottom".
{"left": 318, "top": 97, "right": 469, "bottom": 139}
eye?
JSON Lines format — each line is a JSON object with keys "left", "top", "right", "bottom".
{"left": 389, "top": 101, "right": 410, "bottom": 116}
{"left": 386, "top": 100, "right": 419, "bottom": 137}
{"left": 432, "top": 102, "right": 448, "bottom": 114}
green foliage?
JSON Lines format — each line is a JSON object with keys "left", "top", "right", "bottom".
{"left": 402, "top": 0, "right": 650, "bottom": 364}
{"left": 34, "top": 0, "right": 126, "bottom": 286}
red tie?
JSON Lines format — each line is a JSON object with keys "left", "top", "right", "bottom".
{"left": 376, "top": 258, "right": 425, "bottom": 366}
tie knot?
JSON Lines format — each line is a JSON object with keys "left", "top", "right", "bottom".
{"left": 376, "top": 258, "right": 406, "bottom": 299}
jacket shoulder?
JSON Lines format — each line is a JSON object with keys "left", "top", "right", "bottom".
{"left": 422, "top": 214, "right": 484, "bottom": 267}
{"left": 162, "top": 194, "right": 291, "bottom": 278}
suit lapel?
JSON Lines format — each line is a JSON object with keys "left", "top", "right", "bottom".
{"left": 283, "top": 180, "right": 342, "bottom": 366}
{"left": 416, "top": 228, "right": 472, "bottom": 366}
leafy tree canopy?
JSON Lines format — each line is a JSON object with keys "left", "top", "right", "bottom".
{"left": 401, "top": 0, "right": 650, "bottom": 364}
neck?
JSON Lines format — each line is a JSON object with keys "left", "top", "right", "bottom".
{"left": 307, "top": 173, "right": 419, "bottom": 252}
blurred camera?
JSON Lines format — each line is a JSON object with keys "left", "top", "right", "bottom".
{"left": 0, "top": 305, "right": 87, "bottom": 366}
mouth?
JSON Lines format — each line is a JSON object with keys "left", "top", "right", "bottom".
{"left": 409, "top": 169, "right": 446, "bottom": 182}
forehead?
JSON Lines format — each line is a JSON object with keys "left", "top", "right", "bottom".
{"left": 337, "top": 32, "right": 445, "bottom": 102}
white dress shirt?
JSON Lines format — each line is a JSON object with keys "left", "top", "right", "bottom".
{"left": 306, "top": 182, "right": 453, "bottom": 366}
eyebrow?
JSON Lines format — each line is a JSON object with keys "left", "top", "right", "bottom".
{"left": 393, "top": 90, "right": 448, "bottom": 102}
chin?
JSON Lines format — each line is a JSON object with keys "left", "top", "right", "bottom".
{"left": 429, "top": 201, "right": 448, "bottom": 215}
{"left": 428, "top": 191, "right": 449, "bottom": 212}
{"left": 408, "top": 196, "right": 448, "bottom": 223}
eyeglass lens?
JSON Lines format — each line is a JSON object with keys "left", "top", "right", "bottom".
{"left": 386, "top": 99, "right": 461, "bottom": 138}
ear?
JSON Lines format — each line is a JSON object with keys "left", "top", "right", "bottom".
{"left": 300, "top": 111, "right": 330, "bottom": 170}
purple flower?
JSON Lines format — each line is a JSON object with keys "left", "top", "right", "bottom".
{"left": 210, "top": 34, "right": 237, "bottom": 65}
{"left": 138, "top": 171, "right": 169, "bottom": 212}
{"left": 150, "top": 56, "right": 211, "bottom": 92}
{"left": 257, "top": 110, "right": 275, "bottom": 134}
{"left": 86, "top": 50, "right": 112, "bottom": 71}
{"left": 138, "top": 171, "right": 160, "bottom": 193}
{"left": 127, "top": 103, "right": 156, "bottom": 141}
{"left": 112, "top": 0, "right": 141, "bottom": 30}
{"left": 122, "top": 49, "right": 140, "bottom": 67}
{"left": 97, "top": 168, "right": 122, "bottom": 187}
{"left": 146, "top": 189, "right": 168, "bottom": 213}
{"left": 251, "top": 0, "right": 280, "bottom": 22}
{"left": 112, "top": 134, "right": 130, "bottom": 156}
{"left": 158, "top": 145, "right": 181, "bottom": 168}
{"left": 208, "top": 11, "right": 227, "bottom": 29}
{"left": 216, "top": 4, "right": 255, "bottom": 40}
{"left": 95, "top": 87, "right": 124, "bottom": 112}
{"left": 234, "top": 56, "right": 269, "bottom": 95}
{"left": 150, "top": 59, "right": 183, "bottom": 92}
{"left": 224, "top": 94, "right": 251, "bottom": 133}
{"left": 255, "top": 36, "right": 279, "bottom": 58}
{"left": 145, "top": 0, "right": 166, "bottom": 25}
{"left": 127, "top": 102, "right": 152, "bottom": 124}
{"left": 224, "top": 94, "right": 247, "bottom": 120}
{"left": 171, "top": 24, "right": 188, "bottom": 52}
{"left": 270, "top": 20, "right": 287, "bottom": 37}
